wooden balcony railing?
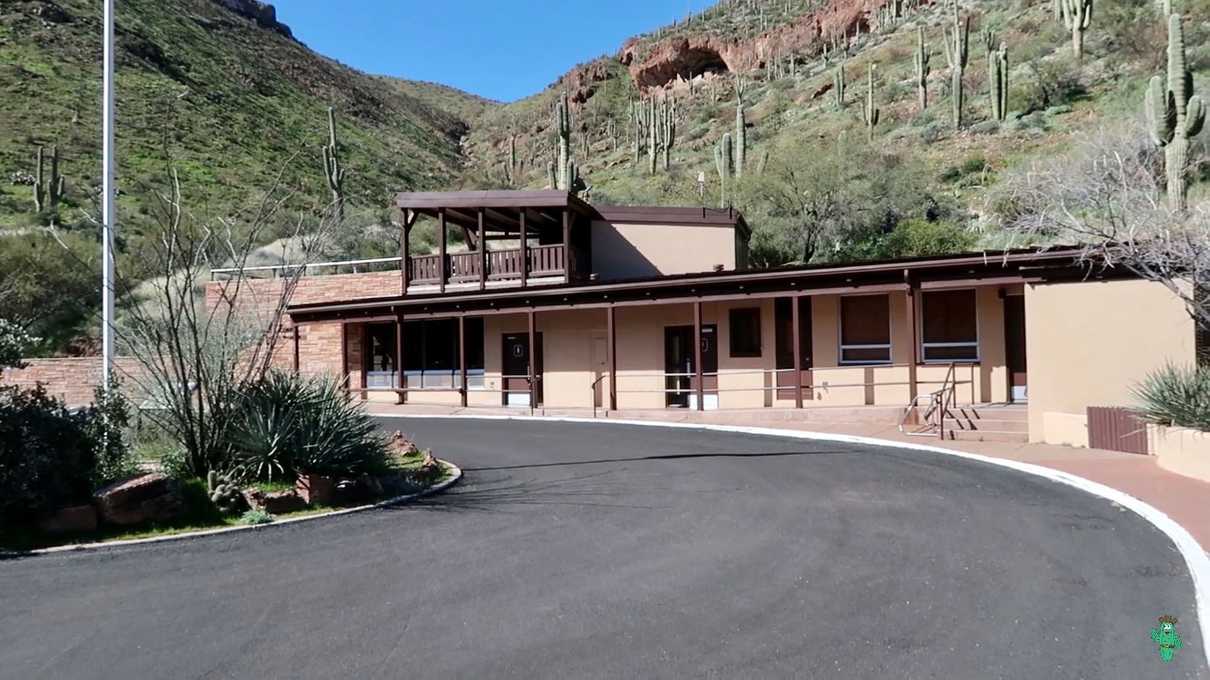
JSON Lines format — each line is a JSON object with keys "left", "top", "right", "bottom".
{"left": 408, "top": 244, "right": 568, "bottom": 288}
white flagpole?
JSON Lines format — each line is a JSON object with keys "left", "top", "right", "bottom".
{"left": 101, "top": 0, "right": 116, "bottom": 392}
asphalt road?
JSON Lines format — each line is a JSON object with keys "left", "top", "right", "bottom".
{"left": 0, "top": 418, "right": 1205, "bottom": 679}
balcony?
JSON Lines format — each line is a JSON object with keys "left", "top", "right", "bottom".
{"left": 408, "top": 244, "right": 569, "bottom": 290}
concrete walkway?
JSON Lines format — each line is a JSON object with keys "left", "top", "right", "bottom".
{"left": 370, "top": 403, "right": 1210, "bottom": 553}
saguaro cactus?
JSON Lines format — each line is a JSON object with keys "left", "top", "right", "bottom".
{"left": 32, "top": 145, "right": 63, "bottom": 215}
{"left": 322, "top": 108, "right": 345, "bottom": 220}
{"left": 648, "top": 97, "right": 658, "bottom": 175}
{"left": 555, "top": 93, "right": 572, "bottom": 190}
{"left": 863, "top": 64, "right": 881, "bottom": 140}
{"left": 914, "top": 26, "right": 931, "bottom": 111}
{"left": 834, "top": 61, "right": 847, "bottom": 109}
{"left": 661, "top": 96, "right": 677, "bottom": 171}
{"left": 715, "top": 133, "right": 733, "bottom": 209}
{"left": 735, "top": 77, "right": 747, "bottom": 178}
{"left": 988, "top": 43, "right": 1009, "bottom": 122}
{"left": 1145, "top": 14, "right": 1206, "bottom": 212}
{"left": 1059, "top": 0, "right": 1093, "bottom": 61}
{"left": 943, "top": 2, "right": 970, "bottom": 129}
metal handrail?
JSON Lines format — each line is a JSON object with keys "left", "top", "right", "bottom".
{"left": 211, "top": 256, "right": 403, "bottom": 280}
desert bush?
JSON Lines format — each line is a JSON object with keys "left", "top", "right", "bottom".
{"left": 224, "top": 371, "right": 390, "bottom": 483}
{"left": 1133, "top": 364, "right": 1210, "bottom": 432}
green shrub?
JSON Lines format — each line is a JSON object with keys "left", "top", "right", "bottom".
{"left": 225, "top": 372, "right": 390, "bottom": 483}
{"left": 238, "top": 509, "right": 274, "bottom": 526}
{"left": 1133, "top": 364, "right": 1210, "bottom": 432}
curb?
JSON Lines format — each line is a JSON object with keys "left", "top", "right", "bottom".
{"left": 4, "top": 462, "right": 462, "bottom": 557}
{"left": 374, "top": 411, "right": 1210, "bottom": 665}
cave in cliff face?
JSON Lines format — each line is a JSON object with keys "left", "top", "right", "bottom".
{"left": 636, "top": 46, "right": 731, "bottom": 89}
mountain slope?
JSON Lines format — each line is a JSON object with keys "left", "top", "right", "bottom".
{"left": 0, "top": 0, "right": 493, "bottom": 234}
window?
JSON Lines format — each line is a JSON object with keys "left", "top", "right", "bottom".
{"left": 921, "top": 289, "right": 979, "bottom": 362}
{"left": 729, "top": 308, "right": 762, "bottom": 358}
{"left": 840, "top": 294, "right": 891, "bottom": 364}
{"left": 398, "top": 318, "right": 486, "bottom": 390}
{"left": 364, "top": 324, "right": 397, "bottom": 389}
{"left": 1198, "top": 286, "right": 1210, "bottom": 367}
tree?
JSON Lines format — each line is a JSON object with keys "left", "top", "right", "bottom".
{"left": 1000, "top": 122, "right": 1210, "bottom": 330}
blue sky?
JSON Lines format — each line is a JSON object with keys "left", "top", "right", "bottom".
{"left": 274, "top": 0, "right": 716, "bottom": 102}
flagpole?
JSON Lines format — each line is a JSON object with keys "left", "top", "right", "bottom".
{"left": 102, "top": 0, "right": 116, "bottom": 392}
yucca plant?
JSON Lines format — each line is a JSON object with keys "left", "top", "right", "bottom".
{"left": 1133, "top": 364, "right": 1210, "bottom": 431}
{"left": 224, "top": 372, "right": 389, "bottom": 483}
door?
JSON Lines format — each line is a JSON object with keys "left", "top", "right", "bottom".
{"left": 1004, "top": 296, "right": 1028, "bottom": 403}
{"left": 775, "top": 297, "right": 814, "bottom": 400}
{"left": 664, "top": 325, "right": 718, "bottom": 408}
{"left": 502, "top": 333, "right": 543, "bottom": 407}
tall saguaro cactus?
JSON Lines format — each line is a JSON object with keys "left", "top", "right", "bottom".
{"left": 661, "top": 96, "right": 677, "bottom": 171}
{"left": 555, "top": 93, "right": 572, "bottom": 190}
{"left": 715, "top": 133, "right": 733, "bottom": 209}
{"left": 648, "top": 97, "right": 658, "bottom": 175}
{"left": 322, "top": 108, "right": 345, "bottom": 220}
{"left": 914, "top": 26, "right": 931, "bottom": 111}
{"left": 1059, "top": 0, "right": 1093, "bottom": 61}
{"left": 32, "top": 145, "right": 63, "bottom": 216}
{"left": 988, "top": 43, "right": 1009, "bottom": 122}
{"left": 862, "top": 64, "right": 881, "bottom": 140}
{"left": 834, "top": 61, "right": 847, "bottom": 109}
{"left": 1146, "top": 14, "right": 1207, "bottom": 212}
{"left": 735, "top": 77, "right": 747, "bottom": 178}
{"left": 943, "top": 2, "right": 970, "bottom": 129}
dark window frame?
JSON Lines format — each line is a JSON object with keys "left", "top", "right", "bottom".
{"left": 920, "top": 289, "right": 980, "bottom": 364}
{"left": 839, "top": 294, "right": 892, "bottom": 365}
{"left": 728, "top": 307, "right": 763, "bottom": 358}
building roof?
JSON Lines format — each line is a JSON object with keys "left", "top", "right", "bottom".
{"left": 287, "top": 247, "right": 1109, "bottom": 323}
{"left": 593, "top": 205, "right": 750, "bottom": 237}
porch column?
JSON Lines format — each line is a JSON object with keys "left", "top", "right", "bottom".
{"left": 905, "top": 271, "right": 919, "bottom": 401}
{"left": 438, "top": 209, "right": 448, "bottom": 294}
{"left": 459, "top": 315, "right": 468, "bottom": 408}
{"left": 693, "top": 301, "right": 704, "bottom": 412}
{"left": 607, "top": 305, "right": 617, "bottom": 411}
{"left": 792, "top": 295, "right": 803, "bottom": 409}
{"left": 400, "top": 210, "right": 414, "bottom": 296}
{"left": 395, "top": 312, "right": 406, "bottom": 405}
{"left": 520, "top": 210, "right": 529, "bottom": 289}
{"left": 340, "top": 320, "right": 349, "bottom": 394}
{"left": 528, "top": 309, "right": 537, "bottom": 408}
{"left": 562, "top": 207, "right": 572, "bottom": 284}
{"left": 478, "top": 208, "right": 487, "bottom": 291}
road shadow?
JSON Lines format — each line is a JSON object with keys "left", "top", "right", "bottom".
{"left": 462, "top": 448, "right": 860, "bottom": 472}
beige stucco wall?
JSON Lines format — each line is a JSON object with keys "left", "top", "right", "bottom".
{"left": 1026, "top": 278, "right": 1196, "bottom": 444}
{"left": 1150, "top": 425, "right": 1210, "bottom": 483}
{"left": 591, "top": 221, "right": 740, "bottom": 280}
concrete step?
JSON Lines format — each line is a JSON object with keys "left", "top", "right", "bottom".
{"left": 954, "top": 405, "right": 1029, "bottom": 422}
{"left": 947, "top": 429, "right": 1030, "bottom": 443}
{"left": 943, "top": 418, "right": 1030, "bottom": 433}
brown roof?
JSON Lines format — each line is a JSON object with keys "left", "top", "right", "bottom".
{"left": 287, "top": 247, "right": 1107, "bottom": 322}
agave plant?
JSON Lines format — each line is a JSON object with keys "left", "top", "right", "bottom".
{"left": 1132, "top": 364, "right": 1210, "bottom": 431}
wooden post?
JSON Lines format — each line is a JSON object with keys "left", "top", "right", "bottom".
{"left": 459, "top": 315, "right": 468, "bottom": 408}
{"left": 527, "top": 309, "right": 537, "bottom": 408}
{"left": 396, "top": 312, "right": 406, "bottom": 405}
{"left": 562, "top": 207, "right": 572, "bottom": 284}
{"left": 607, "top": 305, "right": 617, "bottom": 411}
{"left": 400, "top": 210, "right": 413, "bottom": 295}
{"left": 792, "top": 295, "right": 803, "bottom": 409}
{"left": 438, "top": 208, "right": 447, "bottom": 294}
{"left": 359, "top": 323, "right": 369, "bottom": 400}
{"left": 520, "top": 210, "right": 529, "bottom": 289}
{"left": 694, "top": 301, "right": 704, "bottom": 412}
{"left": 340, "top": 321, "right": 349, "bottom": 394}
{"left": 905, "top": 271, "right": 919, "bottom": 401}
{"left": 478, "top": 208, "right": 487, "bottom": 291}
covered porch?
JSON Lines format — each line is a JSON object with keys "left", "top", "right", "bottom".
{"left": 396, "top": 190, "right": 597, "bottom": 295}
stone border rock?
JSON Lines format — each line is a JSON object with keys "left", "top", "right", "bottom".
{"left": 3, "top": 462, "right": 461, "bottom": 557}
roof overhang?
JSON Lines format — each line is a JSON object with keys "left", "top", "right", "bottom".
{"left": 393, "top": 190, "right": 600, "bottom": 235}
{"left": 287, "top": 247, "right": 1117, "bottom": 323}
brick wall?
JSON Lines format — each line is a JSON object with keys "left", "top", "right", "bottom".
{"left": 205, "top": 271, "right": 403, "bottom": 315}
{"left": 0, "top": 358, "right": 144, "bottom": 408}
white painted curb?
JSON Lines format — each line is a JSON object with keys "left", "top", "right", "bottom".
{"left": 374, "top": 411, "right": 1210, "bottom": 664}
{"left": 6, "top": 462, "right": 462, "bottom": 557}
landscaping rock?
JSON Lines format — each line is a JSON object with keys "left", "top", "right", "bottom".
{"left": 333, "top": 475, "right": 385, "bottom": 506}
{"left": 296, "top": 474, "right": 337, "bottom": 506}
{"left": 388, "top": 431, "right": 420, "bottom": 457}
{"left": 38, "top": 505, "right": 97, "bottom": 535}
{"left": 93, "top": 473, "right": 184, "bottom": 526}
{"left": 242, "top": 488, "right": 307, "bottom": 515}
